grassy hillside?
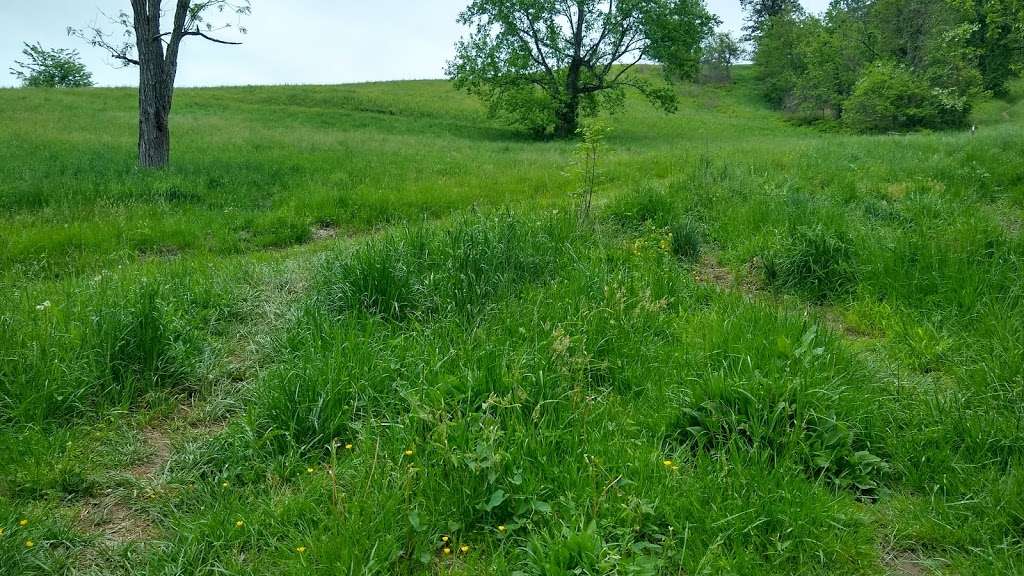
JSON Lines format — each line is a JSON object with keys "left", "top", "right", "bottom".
{"left": 1, "top": 67, "right": 1023, "bottom": 575}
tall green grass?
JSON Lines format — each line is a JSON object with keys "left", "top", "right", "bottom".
{"left": 1, "top": 71, "right": 1023, "bottom": 574}
{"left": 0, "top": 270, "right": 241, "bottom": 424}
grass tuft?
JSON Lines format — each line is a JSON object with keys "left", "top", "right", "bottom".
{"left": 763, "top": 224, "right": 858, "bottom": 301}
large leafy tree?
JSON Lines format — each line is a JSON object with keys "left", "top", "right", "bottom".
{"left": 10, "top": 43, "right": 94, "bottom": 88}
{"left": 71, "top": 1, "right": 250, "bottom": 168}
{"left": 448, "top": 0, "right": 717, "bottom": 138}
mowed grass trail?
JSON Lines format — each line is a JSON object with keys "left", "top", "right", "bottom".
{"left": 1, "top": 68, "right": 1024, "bottom": 574}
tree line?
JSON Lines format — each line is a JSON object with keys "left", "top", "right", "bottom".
{"left": 744, "top": 0, "right": 1024, "bottom": 131}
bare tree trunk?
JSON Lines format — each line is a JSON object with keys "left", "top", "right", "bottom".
{"left": 132, "top": 0, "right": 178, "bottom": 169}
{"left": 138, "top": 63, "right": 171, "bottom": 168}
{"left": 555, "top": 93, "right": 580, "bottom": 138}
{"left": 555, "top": 2, "right": 586, "bottom": 139}
{"left": 75, "top": 0, "right": 242, "bottom": 168}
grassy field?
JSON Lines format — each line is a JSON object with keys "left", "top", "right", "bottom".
{"left": 1, "top": 67, "right": 1023, "bottom": 575}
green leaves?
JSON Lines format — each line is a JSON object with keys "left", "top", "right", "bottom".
{"left": 479, "top": 488, "right": 508, "bottom": 512}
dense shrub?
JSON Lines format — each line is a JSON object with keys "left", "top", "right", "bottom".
{"left": 844, "top": 62, "right": 969, "bottom": 132}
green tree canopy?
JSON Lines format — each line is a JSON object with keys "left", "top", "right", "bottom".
{"left": 447, "top": 0, "right": 717, "bottom": 137}
{"left": 10, "top": 43, "right": 94, "bottom": 88}
{"left": 954, "top": 0, "right": 1024, "bottom": 94}
{"left": 739, "top": 0, "right": 803, "bottom": 40}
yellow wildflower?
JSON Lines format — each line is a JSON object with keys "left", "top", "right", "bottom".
{"left": 662, "top": 459, "right": 673, "bottom": 468}
{"left": 307, "top": 467, "right": 315, "bottom": 474}
{"left": 442, "top": 547, "right": 451, "bottom": 555}
{"left": 295, "top": 546, "right": 307, "bottom": 554}
{"left": 25, "top": 540, "right": 34, "bottom": 548}
{"left": 441, "top": 535, "right": 449, "bottom": 542}
{"left": 404, "top": 449, "right": 415, "bottom": 456}
{"left": 345, "top": 443, "right": 353, "bottom": 450}
{"left": 235, "top": 520, "right": 244, "bottom": 528}
{"left": 497, "top": 525, "right": 507, "bottom": 533}
{"left": 460, "top": 544, "right": 470, "bottom": 554}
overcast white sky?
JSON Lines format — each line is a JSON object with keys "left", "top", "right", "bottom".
{"left": 0, "top": 1, "right": 830, "bottom": 88}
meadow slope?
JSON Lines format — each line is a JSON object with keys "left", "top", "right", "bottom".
{"left": 1, "top": 68, "right": 1023, "bottom": 575}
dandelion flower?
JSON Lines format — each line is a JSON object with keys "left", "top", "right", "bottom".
{"left": 295, "top": 546, "right": 307, "bottom": 554}
{"left": 442, "top": 547, "right": 451, "bottom": 555}
{"left": 18, "top": 519, "right": 28, "bottom": 527}
{"left": 306, "top": 467, "right": 314, "bottom": 474}
{"left": 221, "top": 481, "right": 230, "bottom": 488}
{"left": 662, "top": 459, "right": 674, "bottom": 467}
{"left": 25, "top": 540, "right": 34, "bottom": 548}
{"left": 441, "top": 535, "right": 449, "bottom": 542}
{"left": 497, "top": 525, "right": 507, "bottom": 533}
{"left": 460, "top": 545, "right": 470, "bottom": 554}
{"left": 404, "top": 449, "right": 414, "bottom": 457}
{"left": 345, "top": 443, "right": 353, "bottom": 450}
{"left": 235, "top": 520, "right": 244, "bottom": 528}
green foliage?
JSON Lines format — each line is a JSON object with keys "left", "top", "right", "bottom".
{"left": 448, "top": 0, "right": 716, "bottom": 137}
{"left": 961, "top": 0, "right": 1024, "bottom": 95}
{"left": 752, "top": 12, "right": 817, "bottom": 109}
{"left": 9, "top": 43, "right": 93, "bottom": 88}
{"left": 739, "top": 0, "right": 804, "bottom": 40}
{"left": 522, "top": 522, "right": 604, "bottom": 574}
{"left": 643, "top": 0, "right": 722, "bottom": 79}
{"left": 752, "top": 0, "right": 999, "bottom": 130}
{"left": 699, "top": 32, "right": 745, "bottom": 84}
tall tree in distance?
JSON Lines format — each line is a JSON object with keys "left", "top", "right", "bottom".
{"left": 448, "top": 0, "right": 717, "bottom": 138}
{"left": 740, "top": 0, "right": 804, "bottom": 40}
{"left": 10, "top": 43, "right": 94, "bottom": 88}
{"left": 70, "top": 1, "right": 251, "bottom": 168}
{"left": 699, "top": 32, "right": 744, "bottom": 83}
